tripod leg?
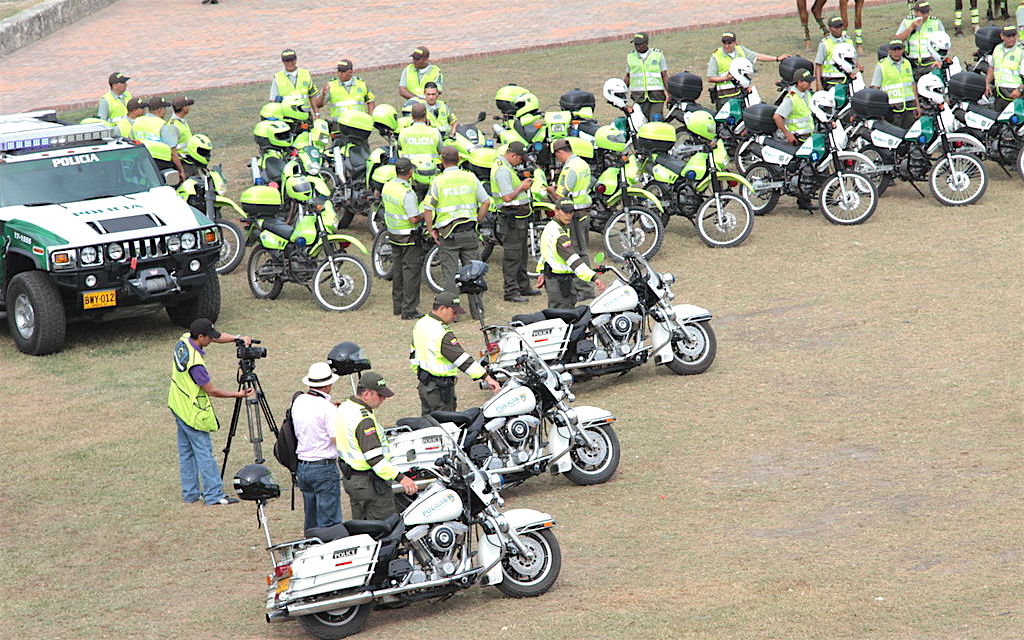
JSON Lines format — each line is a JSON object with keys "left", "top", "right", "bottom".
{"left": 220, "top": 394, "right": 245, "bottom": 479}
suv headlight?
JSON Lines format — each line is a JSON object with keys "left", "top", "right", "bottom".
{"left": 180, "top": 232, "right": 197, "bottom": 251}
{"left": 166, "top": 234, "right": 181, "bottom": 252}
{"left": 107, "top": 242, "right": 124, "bottom": 261}
{"left": 79, "top": 246, "right": 100, "bottom": 265}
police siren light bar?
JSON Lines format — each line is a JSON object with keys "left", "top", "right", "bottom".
{"left": 0, "top": 122, "right": 114, "bottom": 153}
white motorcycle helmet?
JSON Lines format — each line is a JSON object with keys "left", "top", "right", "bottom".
{"left": 917, "top": 73, "right": 947, "bottom": 105}
{"left": 810, "top": 90, "right": 836, "bottom": 122}
{"left": 729, "top": 57, "right": 756, "bottom": 89}
{"left": 927, "top": 32, "right": 952, "bottom": 63}
{"left": 602, "top": 78, "right": 629, "bottom": 109}
{"left": 830, "top": 42, "right": 858, "bottom": 75}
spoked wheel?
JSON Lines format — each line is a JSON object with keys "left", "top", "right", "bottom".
{"left": 666, "top": 320, "right": 717, "bottom": 375}
{"left": 564, "top": 424, "right": 620, "bottom": 485}
{"left": 1018, "top": 146, "right": 1024, "bottom": 182}
{"left": 819, "top": 171, "right": 877, "bottom": 225}
{"left": 928, "top": 153, "right": 988, "bottom": 206}
{"left": 526, "top": 225, "right": 542, "bottom": 278}
{"left": 317, "top": 169, "right": 339, "bottom": 193}
{"left": 213, "top": 218, "right": 245, "bottom": 275}
{"left": 601, "top": 208, "right": 665, "bottom": 262}
{"left": 312, "top": 253, "right": 372, "bottom": 312}
{"left": 734, "top": 140, "right": 762, "bottom": 173}
{"left": 247, "top": 247, "right": 284, "bottom": 299}
{"left": 694, "top": 193, "right": 753, "bottom": 248}
{"left": 370, "top": 232, "right": 394, "bottom": 280}
{"left": 494, "top": 528, "right": 562, "bottom": 598}
{"left": 367, "top": 201, "right": 385, "bottom": 237}
{"left": 296, "top": 604, "right": 372, "bottom": 640}
{"left": 740, "top": 162, "right": 781, "bottom": 216}
{"left": 424, "top": 244, "right": 444, "bottom": 293}
{"left": 857, "top": 146, "right": 894, "bottom": 197}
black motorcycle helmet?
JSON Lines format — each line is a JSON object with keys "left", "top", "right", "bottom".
{"left": 455, "top": 260, "right": 489, "bottom": 295}
{"left": 233, "top": 464, "right": 280, "bottom": 501}
{"left": 328, "top": 342, "right": 371, "bottom": 376}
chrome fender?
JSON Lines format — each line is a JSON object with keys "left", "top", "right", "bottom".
{"left": 927, "top": 133, "right": 985, "bottom": 156}
{"left": 625, "top": 186, "right": 665, "bottom": 213}
{"left": 478, "top": 508, "right": 556, "bottom": 586}
{"left": 652, "top": 304, "right": 713, "bottom": 364}
{"left": 326, "top": 234, "right": 369, "bottom": 255}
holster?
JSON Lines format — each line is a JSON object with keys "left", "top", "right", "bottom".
{"left": 372, "top": 474, "right": 389, "bottom": 496}
{"left": 340, "top": 463, "right": 352, "bottom": 480}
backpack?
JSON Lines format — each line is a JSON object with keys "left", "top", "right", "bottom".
{"left": 273, "top": 391, "right": 305, "bottom": 473}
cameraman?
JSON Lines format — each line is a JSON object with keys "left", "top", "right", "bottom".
{"left": 168, "top": 318, "right": 253, "bottom": 506}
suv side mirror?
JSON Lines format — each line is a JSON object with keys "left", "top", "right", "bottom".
{"left": 162, "top": 169, "right": 181, "bottom": 187}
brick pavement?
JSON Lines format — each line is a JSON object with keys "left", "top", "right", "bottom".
{"left": 0, "top": 0, "right": 899, "bottom": 113}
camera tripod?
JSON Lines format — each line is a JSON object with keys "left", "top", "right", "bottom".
{"left": 219, "top": 359, "right": 277, "bottom": 479}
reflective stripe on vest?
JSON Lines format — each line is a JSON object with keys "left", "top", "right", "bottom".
{"left": 132, "top": 115, "right": 172, "bottom": 161}
{"left": 275, "top": 69, "right": 315, "bottom": 101}
{"left": 539, "top": 220, "right": 574, "bottom": 274}
{"left": 328, "top": 79, "right": 370, "bottom": 118}
{"left": 557, "top": 155, "right": 592, "bottom": 207}
{"left": 412, "top": 315, "right": 458, "bottom": 376}
{"left": 993, "top": 44, "right": 1024, "bottom": 89}
{"left": 404, "top": 64, "right": 441, "bottom": 97}
{"left": 490, "top": 156, "right": 528, "bottom": 207}
{"left": 382, "top": 177, "right": 417, "bottom": 233}
{"left": 427, "top": 101, "right": 454, "bottom": 129}
{"left": 430, "top": 169, "right": 479, "bottom": 228}
{"left": 712, "top": 46, "right": 750, "bottom": 96}
{"left": 627, "top": 49, "right": 666, "bottom": 97}
{"left": 784, "top": 90, "right": 814, "bottom": 136}
{"left": 399, "top": 123, "right": 442, "bottom": 161}
{"left": 102, "top": 90, "right": 132, "bottom": 122}
{"left": 167, "top": 332, "right": 218, "bottom": 432}
{"left": 335, "top": 400, "right": 399, "bottom": 478}
{"left": 907, "top": 18, "right": 942, "bottom": 62}
{"left": 880, "top": 57, "right": 914, "bottom": 105}
{"left": 821, "top": 34, "right": 853, "bottom": 78}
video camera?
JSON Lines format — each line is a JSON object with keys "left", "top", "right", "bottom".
{"left": 236, "top": 338, "right": 267, "bottom": 361}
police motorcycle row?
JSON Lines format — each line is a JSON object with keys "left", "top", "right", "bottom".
{"left": 486, "top": 251, "right": 715, "bottom": 380}
{"left": 942, "top": 70, "right": 1024, "bottom": 178}
{"left": 739, "top": 89, "right": 879, "bottom": 224}
{"left": 236, "top": 437, "right": 561, "bottom": 639}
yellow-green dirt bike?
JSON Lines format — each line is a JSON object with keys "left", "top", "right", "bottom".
{"left": 591, "top": 154, "right": 666, "bottom": 262}
{"left": 177, "top": 165, "right": 247, "bottom": 274}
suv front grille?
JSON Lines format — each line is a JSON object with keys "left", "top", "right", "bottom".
{"left": 121, "top": 237, "right": 168, "bottom": 260}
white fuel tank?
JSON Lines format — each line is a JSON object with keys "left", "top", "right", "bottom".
{"left": 482, "top": 383, "right": 537, "bottom": 418}
{"left": 590, "top": 280, "right": 639, "bottom": 314}
{"left": 404, "top": 488, "right": 463, "bottom": 526}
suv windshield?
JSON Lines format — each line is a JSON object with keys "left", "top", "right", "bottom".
{"left": 0, "top": 146, "right": 163, "bottom": 206}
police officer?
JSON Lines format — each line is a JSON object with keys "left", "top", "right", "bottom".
{"left": 168, "top": 318, "right": 252, "bottom": 506}
{"left": 624, "top": 32, "right": 669, "bottom": 122}
{"left": 293, "top": 362, "right": 343, "bottom": 530}
{"left": 870, "top": 40, "right": 920, "bottom": 129}
{"left": 706, "top": 32, "right": 791, "bottom": 109}
{"left": 986, "top": 25, "right": 1024, "bottom": 111}
{"left": 536, "top": 200, "right": 607, "bottom": 309}
{"left": 132, "top": 96, "right": 186, "bottom": 182}
{"left": 410, "top": 292, "right": 501, "bottom": 415}
{"left": 399, "top": 102, "right": 443, "bottom": 197}
{"left": 168, "top": 96, "right": 195, "bottom": 152}
{"left": 895, "top": 2, "right": 946, "bottom": 78}
{"left": 400, "top": 46, "right": 444, "bottom": 100}
{"left": 117, "top": 97, "right": 146, "bottom": 138}
{"left": 423, "top": 82, "right": 457, "bottom": 136}
{"left": 546, "top": 138, "right": 593, "bottom": 298}
{"left": 315, "top": 59, "right": 376, "bottom": 120}
{"left": 336, "top": 371, "right": 418, "bottom": 519}
{"left": 423, "top": 146, "right": 491, "bottom": 298}
{"left": 383, "top": 158, "right": 425, "bottom": 319}
{"left": 774, "top": 68, "right": 815, "bottom": 145}
{"left": 270, "top": 49, "right": 319, "bottom": 117}
{"left": 491, "top": 141, "right": 539, "bottom": 303}
{"left": 814, "top": 16, "right": 860, "bottom": 90}
{"left": 98, "top": 72, "right": 132, "bottom": 126}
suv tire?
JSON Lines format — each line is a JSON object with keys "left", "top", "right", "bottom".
{"left": 166, "top": 270, "right": 221, "bottom": 327}
{"left": 7, "top": 271, "right": 66, "bottom": 355}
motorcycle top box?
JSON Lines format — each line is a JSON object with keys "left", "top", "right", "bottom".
{"left": 975, "top": 26, "right": 1002, "bottom": 55}
{"left": 667, "top": 72, "right": 703, "bottom": 102}
{"left": 851, "top": 89, "right": 891, "bottom": 119}
{"left": 779, "top": 56, "right": 814, "bottom": 83}
{"left": 636, "top": 122, "right": 677, "bottom": 153}
{"left": 559, "top": 89, "right": 596, "bottom": 113}
{"left": 742, "top": 103, "right": 778, "bottom": 134}
{"left": 948, "top": 71, "right": 986, "bottom": 102}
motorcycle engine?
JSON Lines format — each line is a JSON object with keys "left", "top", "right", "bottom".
{"left": 608, "top": 312, "right": 643, "bottom": 339}
{"left": 406, "top": 522, "right": 469, "bottom": 579}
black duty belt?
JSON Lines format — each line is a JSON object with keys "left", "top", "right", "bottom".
{"left": 418, "top": 369, "right": 456, "bottom": 383}
{"left": 299, "top": 458, "right": 339, "bottom": 466}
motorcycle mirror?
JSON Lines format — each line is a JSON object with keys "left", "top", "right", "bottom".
{"left": 476, "top": 111, "right": 486, "bottom": 123}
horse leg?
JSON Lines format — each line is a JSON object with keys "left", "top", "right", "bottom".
{"left": 811, "top": 0, "right": 828, "bottom": 34}
{"left": 855, "top": 0, "right": 865, "bottom": 52}
{"left": 797, "top": 0, "right": 812, "bottom": 51}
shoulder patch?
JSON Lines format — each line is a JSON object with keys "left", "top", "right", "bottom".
{"left": 173, "top": 341, "right": 190, "bottom": 372}
{"left": 560, "top": 240, "right": 572, "bottom": 247}
{"left": 449, "top": 337, "right": 459, "bottom": 345}
{"left": 362, "top": 425, "right": 377, "bottom": 435}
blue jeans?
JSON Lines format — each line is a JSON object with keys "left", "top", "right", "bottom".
{"left": 175, "top": 414, "right": 226, "bottom": 504}
{"left": 296, "top": 460, "right": 343, "bottom": 530}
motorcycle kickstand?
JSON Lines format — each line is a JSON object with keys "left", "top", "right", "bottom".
{"left": 907, "top": 180, "right": 928, "bottom": 199}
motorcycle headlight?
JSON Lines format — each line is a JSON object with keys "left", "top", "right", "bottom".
{"left": 166, "top": 234, "right": 181, "bottom": 252}
{"left": 661, "top": 272, "right": 675, "bottom": 285}
{"left": 107, "top": 242, "right": 124, "bottom": 261}
{"left": 79, "top": 246, "right": 99, "bottom": 265}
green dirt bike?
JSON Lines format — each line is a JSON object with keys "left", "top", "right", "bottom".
{"left": 246, "top": 172, "right": 372, "bottom": 312}
{"left": 177, "top": 164, "right": 247, "bottom": 275}
{"left": 591, "top": 150, "right": 666, "bottom": 262}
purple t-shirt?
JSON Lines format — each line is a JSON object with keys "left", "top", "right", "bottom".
{"left": 188, "top": 338, "right": 211, "bottom": 386}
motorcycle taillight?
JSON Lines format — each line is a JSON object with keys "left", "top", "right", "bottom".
{"left": 274, "top": 564, "right": 292, "bottom": 579}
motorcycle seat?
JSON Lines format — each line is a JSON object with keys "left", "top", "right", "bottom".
{"left": 654, "top": 154, "right": 685, "bottom": 174}
{"left": 261, "top": 218, "right": 294, "bottom": 240}
{"left": 869, "top": 120, "right": 906, "bottom": 139}
{"left": 430, "top": 407, "right": 482, "bottom": 426}
{"left": 967, "top": 103, "right": 999, "bottom": 121}
{"left": 263, "top": 156, "right": 285, "bottom": 183}
{"left": 764, "top": 138, "right": 799, "bottom": 155}
{"left": 395, "top": 416, "right": 439, "bottom": 430}
{"left": 510, "top": 311, "right": 548, "bottom": 326}
{"left": 576, "top": 120, "right": 600, "bottom": 136}
{"left": 304, "top": 523, "right": 350, "bottom": 543}
{"left": 542, "top": 306, "right": 589, "bottom": 324}
{"left": 342, "top": 514, "right": 402, "bottom": 539}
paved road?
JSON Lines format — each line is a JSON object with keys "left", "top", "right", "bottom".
{"left": 0, "top": 0, "right": 893, "bottom": 113}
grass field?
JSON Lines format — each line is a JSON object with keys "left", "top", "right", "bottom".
{"left": 3, "top": 3, "right": 1023, "bottom": 639}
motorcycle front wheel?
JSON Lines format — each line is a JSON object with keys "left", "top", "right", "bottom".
{"left": 694, "top": 193, "right": 753, "bottom": 248}
{"left": 740, "top": 162, "right": 781, "bottom": 216}
{"left": 495, "top": 528, "right": 562, "bottom": 598}
{"left": 214, "top": 218, "right": 245, "bottom": 275}
{"left": 296, "top": 604, "right": 372, "bottom": 640}
{"left": 370, "top": 232, "right": 394, "bottom": 280}
{"left": 819, "top": 171, "right": 877, "bottom": 225}
{"left": 666, "top": 320, "right": 717, "bottom": 375}
{"left": 564, "top": 423, "right": 621, "bottom": 485}
{"left": 601, "top": 208, "right": 665, "bottom": 262}
{"left": 423, "top": 245, "right": 444, "bottom": 293}
{"left": 247, "top": 247, "right": 284, "bottom": 299}
{"left": 928, "top": 153, "right": 987, "bottom": 206}
{"left": 312, "top": 254, "right": 372, "bottom": 312}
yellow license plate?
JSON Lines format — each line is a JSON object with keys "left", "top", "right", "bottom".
{"left": 82, "top": 289, "right": 117, "bottom": 309}
{"left": 275, "top": 577, "right": 290, "bottom": 594}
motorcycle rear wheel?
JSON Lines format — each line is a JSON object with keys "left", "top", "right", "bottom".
{"left": 740, "top": 162, "right": 780, "bottom": 216}
{"left": 857, "top": 145, "right": 893, "bottom": 197}
{"left": 666, "top": 320, "right": 717, "bottom": 375}
{"left": 296, "top": 604, "right": 372, "bottom": 640}
{"left": 819, "top": 171, "right": 877, "bottom": 225}
{"left": 495, "top": 528, "right": 562, "bottom": 598}
{"left": 694, "top": 193, "right": 753, "bottom": 248}
{"left": 247, "top": 247, "right": 284, "bottom": 299}
{"left": 214, "top": 218, "right": 245, "bottom": 275}
{"left": 424, "top": 245, "right": 444, "bottom": 293}
{"left": 1018, "top": 146, "right": 1024, "bottom": 182}
{"left": 564, "top": 423, "right": 620, "bottom": 485}
{"left": 601, "top": 208, "right": 665, "bottom": 262}
{"left": 370, "top": 232, "right": 394, "bottom": 280}
{"left": 312, "top": 254, "right": 372, "bottom": 312}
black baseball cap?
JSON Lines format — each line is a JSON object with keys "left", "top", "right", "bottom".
{"left": 190, "top": 318, "right": 221, "bottom": 339}
{"left": 888, "top": 39, "right": 905, "bottom": 49}
{"left": 721, "top": 32, "right": 737, "bottom": 43}
{"left": 394, "top": 157, "right": 414, "bottom": 172}
{"left": 337, "top": 59, "right": 353, "bottom": 71}
{"left": 632, "top": 32, "right": 649, "bottom": 44}
{"left": 108, "top": 72, "right": 130, "bottom": 85}
{"left": 793, "top": 68, "right": 813, "bottom": 83}
{"left": 281, "top": 49, "right": 297, "bottom": 61}
{"left": 557, "top": 198, "right": 575, "bottom": 212}
{"left": 172, "top": 95, "right": 195, "bottom": 109}
{"left": 914, "top": 2, "right": 931, "bottom": 12}
{"left": 359, "top": 371, "right": 395, "bottom": 397}
{"left": 506, "top": 141, "right": 527, "bottom": 155}
{"left": 828, "top": 15, "right": 844, "bottom": 27}
{"left": 126, "top": 97, "right": 145, "bottom": 111}
{"left": 552, "top": 138, "right": 571, "bottom": 152}
{"left": 1002, "top": 25, "right": 1018, "bottom": 36}
{"left": 147, "top": 96, "right": 170, "bottom": 110}
{"left": 434, "top": 291, "right": 466, "bottom": 313}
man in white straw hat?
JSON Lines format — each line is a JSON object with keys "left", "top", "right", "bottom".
{"left": 293, "top": 362, "right": 343, "bottom": 529}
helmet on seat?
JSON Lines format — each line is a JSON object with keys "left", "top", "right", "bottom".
{"left": 684, "top": 110, "right": 717, "bottom": 141}
{"left": 513, "top": 92, "right": 540, "bottom": 118}
{"left": 831, "top": 42, "right": 858, "bottom": 75}
{"left": 927, "top": 32, "right": 952, "bottom": 62}
{"left": 495, "top": 84, "right": 528, "bottom": 117}
{"left": 328, "top": 342, "right": 371, "bottom": 376}
{"left": 917, "top": 73, "right": 947, "bottom": 105}
{"left": 279, "top": 95, "right": 310, "bottom": 123}
{"left": 372, "top": 104, "right": 400, "bottom": 135}
{"left": 602, "top": 78, "right": 629, "bottom": 109}
{"left": 729, "top": 58, "right": 756, "bottom": 89}
{"left": 254, "top": 120, "right": 293, "bottom": 149}
{"left": 810, "top": 90, "right": 837, "bottom": 122}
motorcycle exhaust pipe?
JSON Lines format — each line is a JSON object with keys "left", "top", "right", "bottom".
{"left": 555, "top": 354, "right": 632, "bottom": 372}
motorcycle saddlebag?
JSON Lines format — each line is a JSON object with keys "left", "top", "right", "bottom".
{"left": 851, "top": 89, "right": 891, "bottom": 119}
{"left": 559, "top": 89, "right": 596, "bottom": 112}
{"left": 336, "top": 110, "right": 374, "bottom": 141}
{"left": 948, "top": 71, "right": 986, "bottom": 102}
{"left": 975, "top": 26, "right": 1002, "bottom": 56}
{"left": 742, "top": 103, "right": 778, "bottom": 134}
{"left": 666, "top": 72, "right": 703, "bottom": 102}
{"left": 287, "top": 534, "right": 378, "bottom": 598}
{"left": 779, "top": 56, "right": 814, "bottom": 83}
{"left": 635, "top": 122, "right": 676, "bottom": 153}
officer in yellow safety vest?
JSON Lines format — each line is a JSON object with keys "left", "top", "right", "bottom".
{"left": 986, "top": 25, "right": 1024, "bottom": 111}
{"left": 314, "top": 59, "right": 376, "bottom": 120}
{"left": 400, "top": 46, "right": 444, "bottom": 100}
{"left": 624, "top": 32, "right": 669, "bottom": 122}
{"left": 399, "top": 102, "right": 444, "bottom": 196}
{"left": 895, "top": 2, "right": 946, "bottom": 78}
{"left": 336, "top": 371, "right": 419, "bottom": 519}
{"left": 706, "top": 32, "right": 791, "bottom": 109}
{"left": 168, "top": 95, "right": 195, "bottom": 152}
{"left": 536, "top": 200, "right": 607, "bottom": 309}
{"left": 814, "top": 16, "right": 861, "bottom": 90}
{"left": 270, "top": 48, "right": 319, "bottom": 117}
{"left": 490, "top": 141, "right": 540, "bottom": 303}
{"left": 410, "top": 292, "right": 501, "bottom": 415}
{"left": 116, "top": 97, "right": 146, "bottom": 138}
{"left": 870, "top": 40, "right": 920, "bottom": 129}
{"left": 546, "top": 138, "right": 594, "bottom": 298}
{"left": 774, "top": 68, "right": 815, "bottom": 144}
{"left": 98, "top": 71, "right": 133, "bottom": 125}
{"left": 423, "top": 82, "right": 457, "bottom": 136}
{"left": 423, "top": 146, "right": 491, "bottom": 300}
{"left": 167, "top": 318, "right": 252, "bottom": 506}
{"left": 132, "top": 95, "right": 187, "bottom": 181}
{"left": 382, "top": 158, "right": 425, "bottom": 319}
